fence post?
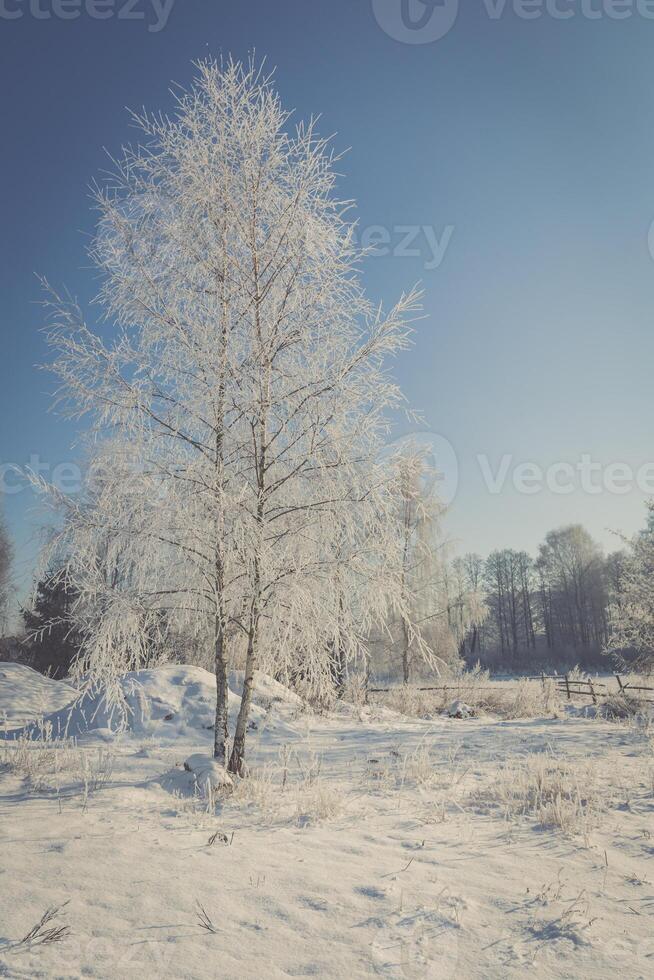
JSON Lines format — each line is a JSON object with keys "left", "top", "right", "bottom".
{"left": 565, "top": 674, "right": 571, "bottom": 700}
{"left": 541, "top": 672, "right": 545, "bottom": 689}
{"left": 588, "top": 677, "right": 597, "bottom": 705}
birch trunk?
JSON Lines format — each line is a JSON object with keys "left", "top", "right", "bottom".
{"left": 213, "top": 619, "right": 229, "bottom": 763}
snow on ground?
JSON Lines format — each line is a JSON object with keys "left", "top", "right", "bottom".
{"left": 0, "top": 666, "right": 653, "bottom": 978}
{"left": 0, "top": 664, "right": 77, "bottom": 727}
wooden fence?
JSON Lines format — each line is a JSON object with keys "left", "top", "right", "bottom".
{"left": 532, "top": 673, "right": 654, "bottom": 704}
{"left": 369, "top": 673, "right": 654, "bottom": 705}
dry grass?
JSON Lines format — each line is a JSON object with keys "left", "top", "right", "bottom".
{"left": 361, "top": 741, "right": 472, "bottom": 828}
{"left": 0, "top": 731, "right": 113, "bottom": 802}
{"left": 195, "top": 901, "right": 219, "bottom": 935}
{"left": 228, "top": 746, "right": 344, "bottom": 825}
{"left": 378, "top": 670, "right": 561, "bottom": 721}
{"left": 527, "top": 881, "right": 598, "bottom": 950}
{"left": 5, "top": 902, "right": 71, "bottom": 953}
{"left": 567, "top": 670, "right": 654, "bottom": 720}
{"left": 469, "top": 751, "right": 606, "bottom": 839}
{"left": 374, "top": 668, "right": 654, "bottom": 723}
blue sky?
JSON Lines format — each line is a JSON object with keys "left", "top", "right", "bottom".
{"left": 2, "top": 1, "right": 654, "bottom": 607}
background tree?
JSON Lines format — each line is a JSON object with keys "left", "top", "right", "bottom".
{"left": 0, "top": 513, "right": 12, "bottom": 635}
{"left": 462, "top": 526, "right": 614, "bottom": 674}
{"left": 483, "top": 549, "right": 536, "bottom": 667}
{"left": 386, "top": 456, "right": 486, "bottom": 683}
{"left": 450, "top": 553, "right": 487, "bottom": 661}
{"left": 393, "top": 452, "right": 434, "bottom": 684}
{"left": 607, "top": 504, "right": 654, "bottom": 671}
{"left": 21, "top": 570, "right": 81, "bottom": 678}
{"left": 536, "top": 525, "right": 608, "bottom": 655}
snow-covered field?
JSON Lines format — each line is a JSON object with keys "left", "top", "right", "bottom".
{"left": 1, "top": 665, "right": 653, "bottom": 979}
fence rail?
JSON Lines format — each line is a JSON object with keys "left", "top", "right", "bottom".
{"left": 369, "top": 674, "right": 654, "bottom": 705}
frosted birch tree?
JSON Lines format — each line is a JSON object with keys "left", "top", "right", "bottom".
{"left": 389, "top": 451, "right": 484, "bottom": 681}
{"left": 41, "top": 59, "right": 424, "bottom": 774}
{"left": 608, "top": 504, "right": 654, "bottom": 672}
{"left": 394, "top": 451, "right": 434, "bottom": 683}
{"left": 0, "top": 512, "right": 12, "bottom": 634}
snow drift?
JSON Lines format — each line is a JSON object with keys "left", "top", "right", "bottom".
{"left": 1, "top": 665, "right": 266, "bottom": 742}
{"left": 0, "top": 663, "right": 78, "bottom": 728}
{"left": 228, "top": 669, "right": 303, "bottom": 708}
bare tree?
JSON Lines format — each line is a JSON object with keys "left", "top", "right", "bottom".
{"left": 482, "top": 550, "right": 539, "bottom": 669}
{"left": 451, "top": 553, "right": 487, "bottom": 660}
{"left": 536, "top": 525, "right": 608, "bottom": 654}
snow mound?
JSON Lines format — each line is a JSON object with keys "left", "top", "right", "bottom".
{"left": 229, "top": 670, "right": 303, "bottom": 708}
{"left": 0, "top": 663, "right": 78, "bottom": 727}
{"left": 184, "top": 753, "right": 233, "bottom": 791}
{"left": 447, "top": 700, "right": 474, "bottom": 719}
{"left": 2, "top": 665, "right": 264, "bottom": 741}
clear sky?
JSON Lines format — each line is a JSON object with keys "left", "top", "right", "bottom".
{"left": 2, "top": 1, "right": 654, "bottom": 611}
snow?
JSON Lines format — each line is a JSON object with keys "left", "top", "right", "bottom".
{"left": 447, "top": 699, "right": 474, "bottom": 718}
{"left": 229, "top": 669, "right": 304, "bottom": 708}
{"left": 1, "top": 664, "right": 267, "bottom": 742}
{"left": 1, "top": 666, "right": 653, "bottom": 978}
{"left": 0, "top": 663, "right": 77, "bottom": 727}
{"left": 183, "top": 754, "right": 234, "bottom": 791}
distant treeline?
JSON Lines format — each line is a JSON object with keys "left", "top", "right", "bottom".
{"left": 456, "top": 524, "right": 629, "bottom": 673}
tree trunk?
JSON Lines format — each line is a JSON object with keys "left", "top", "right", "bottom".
{"left": 213, "top": 203, "right": 230, "bottom": 764}
{"left": 213, "top": 618, "right": 229, "bottom": 764}
{"left": 401, "top": 615, "right": 410, "bottom": 684}
{"left": 228, "top": 619, "right": 256, "bottom": 776}
{"left": 330, "top": 641, "right": 347, "bottom": 694}
{"left": 330, "top": 590, "right": 347, "bottom": 695}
